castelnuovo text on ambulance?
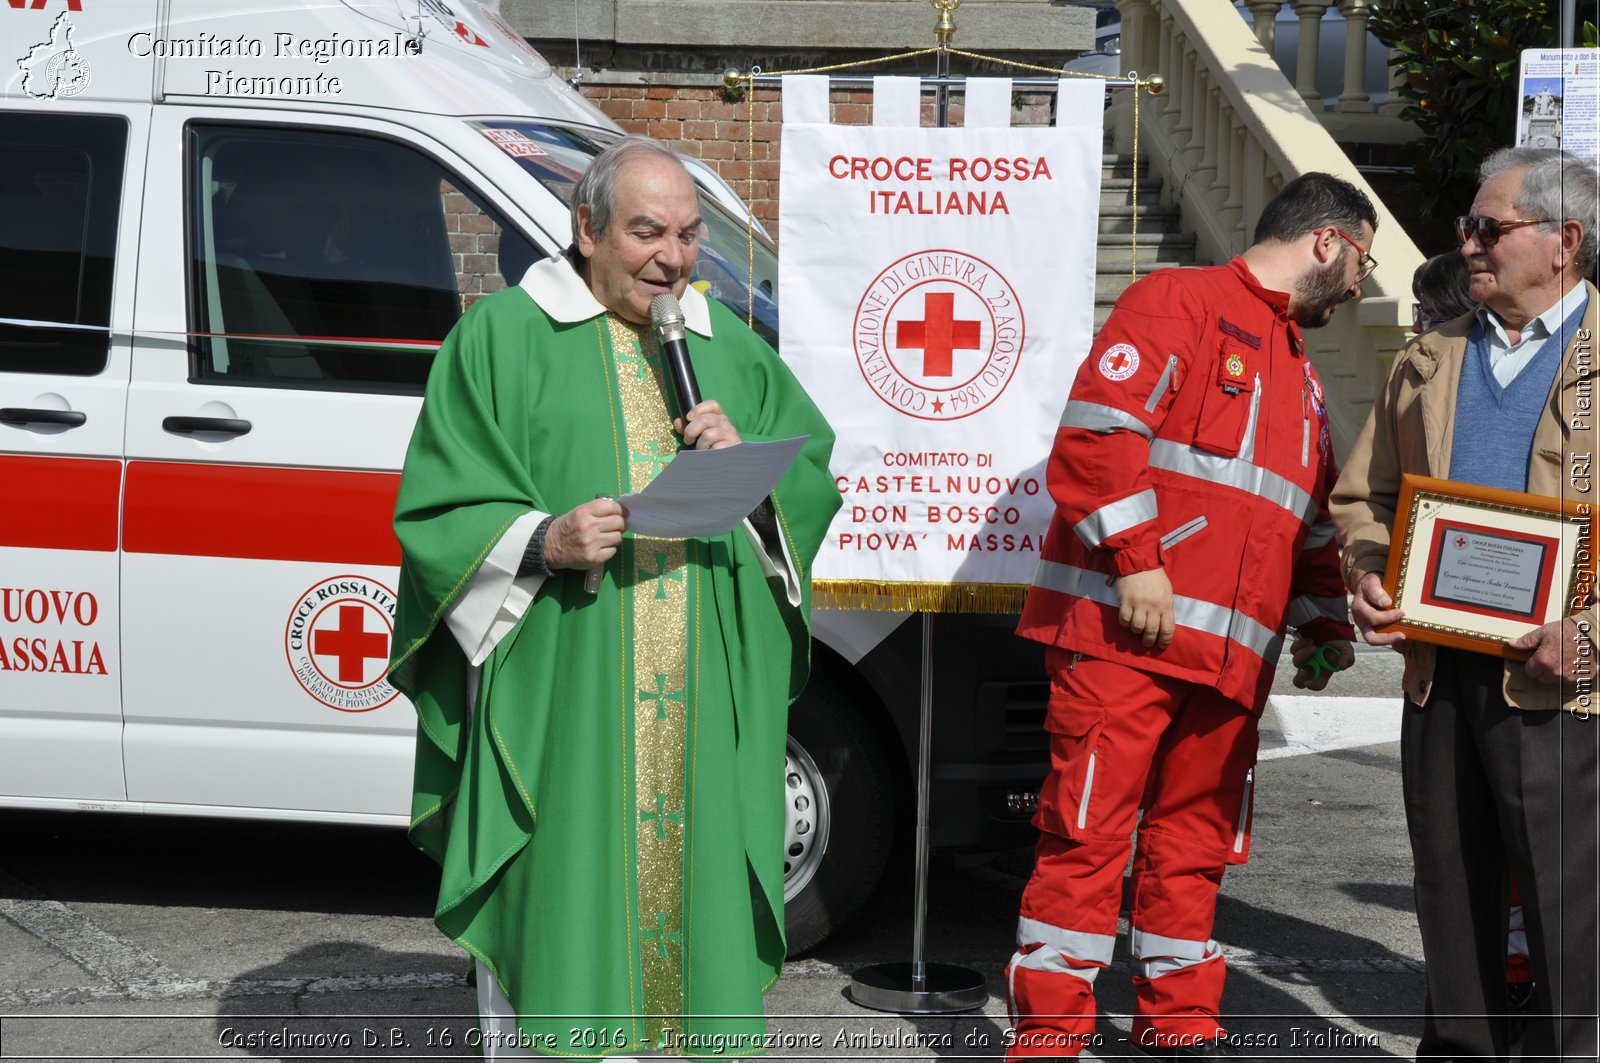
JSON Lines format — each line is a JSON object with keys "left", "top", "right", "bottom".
{"left": 0, "top": 0, "right": 1051, "bottom": 954}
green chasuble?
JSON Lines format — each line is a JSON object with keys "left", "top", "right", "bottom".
{"left": 389, "top": 277, "right": 839, "bottom": 1060}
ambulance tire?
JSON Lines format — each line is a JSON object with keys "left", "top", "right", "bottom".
{"left": 782, "top": 671, "right": 895, "bottom": 955}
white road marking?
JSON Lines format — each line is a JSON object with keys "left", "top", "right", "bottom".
{"left": 1258, "top": 695, "right": 1402, "bottom": 761}
{"left": 0, "top": 872, "right": 174, "bottom": 986}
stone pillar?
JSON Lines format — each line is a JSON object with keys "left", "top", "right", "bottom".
{"left": 1336, "top": 0, "right": 1374, "bottom": 113}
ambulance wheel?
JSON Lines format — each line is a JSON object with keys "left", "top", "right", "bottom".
{"left": 782, "top": 672, "right": 894, "bottom": 955}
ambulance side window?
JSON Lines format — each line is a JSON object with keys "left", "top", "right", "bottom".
{"left": 0, "top": 114, "right": 127, "bottom": 375}
{"left": 186, "top": 125, "right": 537, "bottom": 394}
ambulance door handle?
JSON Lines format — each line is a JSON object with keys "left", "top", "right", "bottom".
{"left": 0, "top": 407, "right": 87, "bottom": 428}
{"left": 162, "top": 416, "right": 252, "bottom": 437}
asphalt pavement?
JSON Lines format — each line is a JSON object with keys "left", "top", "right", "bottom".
{"left": 0, "top": 643, "right": 1428, "bottom": 1062}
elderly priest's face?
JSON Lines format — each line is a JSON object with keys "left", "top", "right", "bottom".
{"left": 577, "top": 153, "right": 702, "bottom": 325}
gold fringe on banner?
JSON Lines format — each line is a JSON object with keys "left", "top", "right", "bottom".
{"left": 812, "top": 580, "right": 1028, "bottom": 614}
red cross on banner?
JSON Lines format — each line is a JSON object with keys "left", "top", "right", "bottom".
{"left": 313, "top": 604, "right": 389, "bottom": 683}
{"left": 895, "top": 292, "right": 982, "bottom": 377}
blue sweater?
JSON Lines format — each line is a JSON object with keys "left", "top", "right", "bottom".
{"left": 1449, "top": 303, "right": 1587, "bottom": 492}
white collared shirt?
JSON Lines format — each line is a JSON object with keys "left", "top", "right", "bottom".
{"left": 517, "top": 253, "right": 715, "bottom": 336}
{"left": 1477, "top": 279, "right": 1589, "bottom": 387}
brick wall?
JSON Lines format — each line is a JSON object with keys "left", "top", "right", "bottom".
{"left": 576, "top": 81, "right": 1060, "bottom": 238}
{"left": 442, "top": 182, "right": 509, "bottom": 312}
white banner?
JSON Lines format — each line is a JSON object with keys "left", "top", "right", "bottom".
{"left": 779, "top": 76, "right": 1105, "bottom": 611}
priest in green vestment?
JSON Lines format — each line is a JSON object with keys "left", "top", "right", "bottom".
{"left": 388, "top": 136, "right": 840, "bottom": 1060}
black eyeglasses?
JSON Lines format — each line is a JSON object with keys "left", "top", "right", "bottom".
{"left": 1454, "top": 215, "right": 1547, "bottom": 246}
{"left": 1317, "top": 226, "right": 1378, "bottom": 282}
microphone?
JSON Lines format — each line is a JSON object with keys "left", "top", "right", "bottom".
{"left": 651, "top": 292, "right": 701, "bottom": 419}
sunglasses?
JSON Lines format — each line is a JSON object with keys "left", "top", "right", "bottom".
{"left": 1454, "top": 215, "right": 1547, "bottom": 246}
{"left": 1317, "top": 226, "right": 1378, "bottom": 282}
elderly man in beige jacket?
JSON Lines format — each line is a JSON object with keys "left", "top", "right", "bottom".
{"left": 1332, "top": 146, "right": 1598, "bottom": 1062}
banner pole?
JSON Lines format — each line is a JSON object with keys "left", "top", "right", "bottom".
{"left": 848, "top": 613, "right": 987, "bottom": 1014}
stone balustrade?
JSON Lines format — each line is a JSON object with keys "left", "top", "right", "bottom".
{"left": 1108, "top": 0, "right": 1421, "bottom": 454}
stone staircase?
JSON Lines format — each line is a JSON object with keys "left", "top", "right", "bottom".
{"left": 1093, "top": 152, "right": 1197, "bottom": 331}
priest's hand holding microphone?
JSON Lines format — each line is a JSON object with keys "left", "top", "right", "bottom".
{"left": 654, "top": 292, "right": 742, "bottom": 450}
{"left": 544, "top": 293, "right": 740, "bottom": 590}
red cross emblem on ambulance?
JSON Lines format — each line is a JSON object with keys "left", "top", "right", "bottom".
{"left": 285, "top": 576, "right": 400, "bottom": 713}
{"left": 453, "top": 20, "right": 489, "bottom": 46}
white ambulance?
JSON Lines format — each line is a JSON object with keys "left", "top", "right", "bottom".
{"left": 0, "top": 0, "right": 1048, "bottom": 953}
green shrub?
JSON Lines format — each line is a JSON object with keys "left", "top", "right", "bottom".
{"left": 1368, "top": 1, "right": 1596, "bottom": 221}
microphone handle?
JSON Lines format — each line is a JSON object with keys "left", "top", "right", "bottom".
{"left": 661, "top": 336, "right": 702, "bottom": 419}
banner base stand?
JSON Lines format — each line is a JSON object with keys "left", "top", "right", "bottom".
{"left": 847, "top": 961, "right": 988, "bottom": 1014}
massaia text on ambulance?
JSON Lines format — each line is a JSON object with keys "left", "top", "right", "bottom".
{"left": 0, "top": 0, "right": 1050, "bottom": 951}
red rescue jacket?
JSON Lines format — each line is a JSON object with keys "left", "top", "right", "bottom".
{"left": 1017, "top": 258, "right": 1354, "bottom": 711}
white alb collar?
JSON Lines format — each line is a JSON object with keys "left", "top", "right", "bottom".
{"left": 518, "top": 254, "right": 713, "bottom": 336}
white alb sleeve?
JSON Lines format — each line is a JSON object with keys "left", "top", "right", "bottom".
{"left": 742, "top": 517, "right": 801, "bottom": 608}
{"left": 444, "top": 510, "right": 551, "bottom": 666}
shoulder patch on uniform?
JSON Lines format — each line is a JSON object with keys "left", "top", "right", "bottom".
{"left": 1098, "top": 343, "right": 1140, "bottom": 381}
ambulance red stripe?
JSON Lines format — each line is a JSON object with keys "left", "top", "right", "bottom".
{"left": 122, "top": 462, "right": 401, "bottom": 564}
{"left": 0, "top": 456, "right": 121, "bottom": 552}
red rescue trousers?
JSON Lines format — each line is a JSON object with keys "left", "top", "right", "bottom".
{"left": 1005, "top": 652, "right": 1260, "bottom": 1058}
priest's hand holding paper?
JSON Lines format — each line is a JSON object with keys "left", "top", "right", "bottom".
{"left": 676, "top": 399, "right": 741, "bottom": 450}
{"left": 544, "top": 497, "right": 627, "bottom": 569}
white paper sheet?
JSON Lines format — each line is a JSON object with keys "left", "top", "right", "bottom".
{"left": 619, "top": 436, "right": 807, "bottom": 538}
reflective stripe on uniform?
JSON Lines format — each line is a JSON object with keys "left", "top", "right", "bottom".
{"left": 1302, "top": 520, "right": 1337, "bottom": 549}
{"left": 1130, "top": 930, "right": 1223, "bottom": 979}
{"left": 1032, "top": 560, "right": 1285, "bottom": 662}
{"left": 1159, "top": 515, "right": 1208, "bottom": 550}
{"left": 1074, "top": 489, "right": 1158, "bottom": 550}
{"left": 1149, "top": 440, "right": 1317, "bottom": 527}
{"left": 1007, "top": 945, "right": 1104, "bottom": 986}
{"left": 1129, "top": 929, "right": 1213, "bottom": 962}
{"left": 1284, "top": 593, "right": 1347, "bottom": 630}
{"left": 1145, "top": 354, "right": 1180, "bottom": 413}
{"left": 1061, "top": 400, "right": 1153, "bottom": 439}
{"left": 1017, "top": 915, "right": 1117, "bottom": 965}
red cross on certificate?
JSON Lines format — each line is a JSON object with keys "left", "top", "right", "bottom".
{"left": 313, "top": 605, "right": 389, "bottom": 683}
{"left": 896, "top": 292, "right": 981, "bottom": 377}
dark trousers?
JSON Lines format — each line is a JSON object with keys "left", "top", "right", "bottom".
{"left": 1402, "top": 648, "right": 1599, "bottom": 1061}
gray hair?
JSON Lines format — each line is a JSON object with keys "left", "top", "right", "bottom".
{"left": 570, "top": 135, "right": 689, "bottom": 251}
{"left": 1480, "top": 146, "right": 1599, "bottom": 278}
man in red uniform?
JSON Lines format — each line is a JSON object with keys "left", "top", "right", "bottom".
{"left": 1005, "top": 173, "right": 1367, "bottom": 1059}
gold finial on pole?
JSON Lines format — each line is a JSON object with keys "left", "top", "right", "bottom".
{"left": 931, "top": 0, "right": 961, "bottom": 45}
{"left": 723, "top": 69, "right": 744, "bottom": 93}
{"left": 1143, "top": 73, "right": 1166, "bottom": 95}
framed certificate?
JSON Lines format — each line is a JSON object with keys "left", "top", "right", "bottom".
{"left": 1381, "top": 475, "right": 1595, "bottom": 657}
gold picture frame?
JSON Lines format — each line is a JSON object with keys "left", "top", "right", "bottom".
{"left": 1380, "top": 475, "right": 1595, "bottom": 657}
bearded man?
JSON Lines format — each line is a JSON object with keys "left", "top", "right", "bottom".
{"left": 1005, "top": 172, "right": 1371, "bottom": 1059}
